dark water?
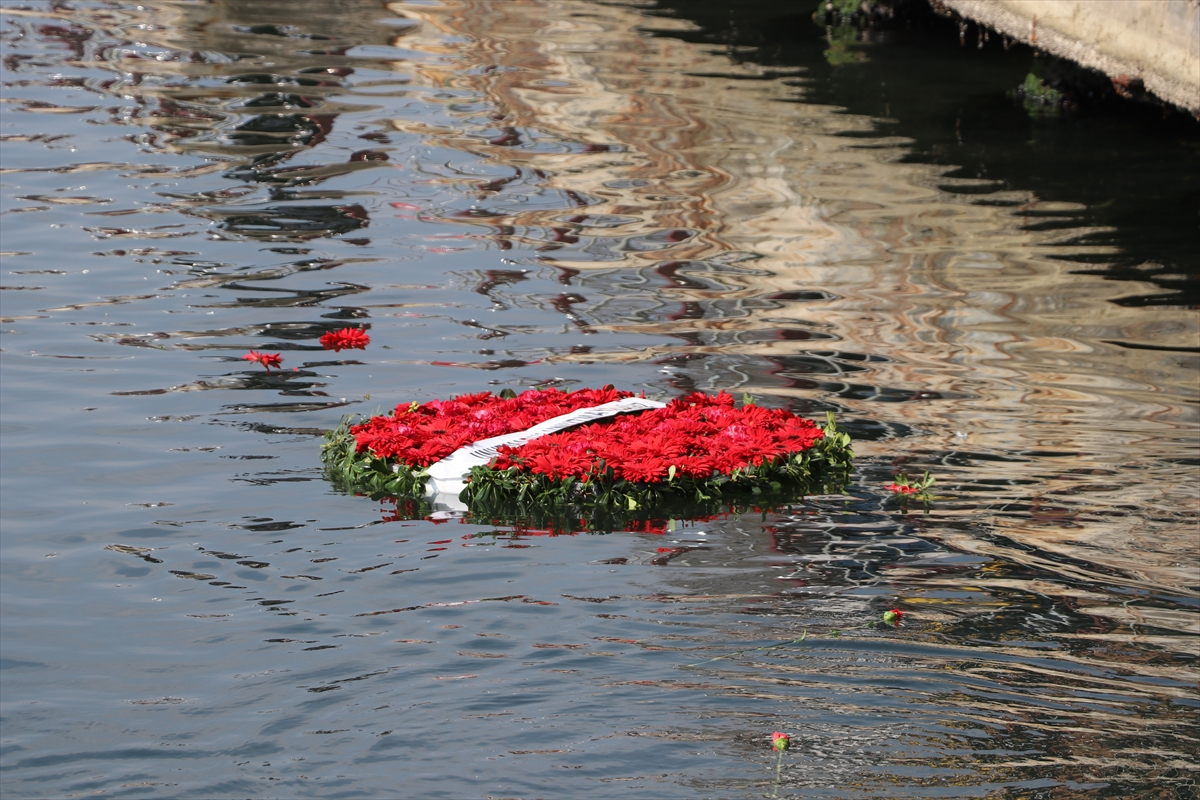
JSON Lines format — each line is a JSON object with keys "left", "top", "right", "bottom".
{"left": 1, "top": 1, "right": 1196, "bottom": 798}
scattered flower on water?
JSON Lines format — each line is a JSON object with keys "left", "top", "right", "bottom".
{"left": 887, "top": 470, "right": 937, "bottom": 509}
{"left": 772, "top": 732, "right": 790, "bottom": 751}
{"left": 882, "top": 608, "right": 903, "bottom": 626}
{"left": 320, "top": 327, "right": 370, "bottom": 352}
{"left": 243, "top": 351, "right": 282, "bottom": 372}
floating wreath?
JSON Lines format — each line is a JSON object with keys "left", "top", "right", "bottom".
{"left": 322, "top": 388, "right": 853, "bottom": 527}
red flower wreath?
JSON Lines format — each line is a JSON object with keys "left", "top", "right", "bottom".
{"left": 324, "top": 388, "right": 853, "bottom": 526}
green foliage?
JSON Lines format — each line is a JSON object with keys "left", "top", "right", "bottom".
{"left": 1018, "top": 70, "right": 1064, "bottom": 117}
{"left": 823, "top": 31, "right": 868, "bottom": 66}
{"left": 321, "top": 413, "right": 431, "bottom": 499}
{"left": 1022, "top": 72, "right": 1062, "bottom": 103}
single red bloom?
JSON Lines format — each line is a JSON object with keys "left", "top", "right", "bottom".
{"left": 320, "top": 327, "right": 371, "bottom": 352}
{"left": 882, "top": 608, "right": 903, "bottom": 626}
{"left": 772, "top": 732, "right": 790, "bottom": 751}
{"left": 887, "top": 483, "right": 918, "bottom": 495}
{"left": 243, "top": 351, "right": 283, "bottom": 372}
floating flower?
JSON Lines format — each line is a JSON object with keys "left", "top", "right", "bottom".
{"left": 882, "top": 608, "right": 903, "bottom": 626}
{"left": 243, "top": 351, "right": 282, "bottom": 372}
{"left": 320, "top": 327, "right": 370, "bottom": 352}
{"left": 887, "top": 471, "right": 937, "bottom": 510}
{"left": 772, "top": 732, "right": 790, "bottom": 751}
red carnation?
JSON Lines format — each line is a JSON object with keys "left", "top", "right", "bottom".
{"left": 772, "top": 732, "right": 790, "bottom": 751}
{"left": 320, "top": 327, "right": 370, "bottom": 352}
{"left": 487, "top": 391, "right": 824, "bottom": 484}
{"left": 887, "top": 483, "right": 918, "bottom": 495}
{"left": 243, "top": 351, "right": 282, "bottom": 372}
{"left": 350, "top": 387, "right": 633, "bottom": 464}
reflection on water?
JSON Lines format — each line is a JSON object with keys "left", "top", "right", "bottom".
{"left": 1, "top": 0, "right": 1196, "bottom": 797}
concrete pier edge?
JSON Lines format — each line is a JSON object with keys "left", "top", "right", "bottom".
{"left": 932, "top": 0, "right": 1200, "bottom": 115}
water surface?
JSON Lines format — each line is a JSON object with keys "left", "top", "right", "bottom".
{"left": 1, "top": 1, "right": 1197, "bottom": 797}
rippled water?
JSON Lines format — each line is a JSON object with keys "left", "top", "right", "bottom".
{"left": 1, "top": 1, "right": 1197, "bottom": 797}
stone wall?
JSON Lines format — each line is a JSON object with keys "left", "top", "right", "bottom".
{"left": 936, "top": 0, "right": 1200, "bottom": 114}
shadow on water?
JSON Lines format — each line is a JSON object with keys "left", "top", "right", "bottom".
{"left": 0, "top": 0, "right": 1196, "bottom": 798}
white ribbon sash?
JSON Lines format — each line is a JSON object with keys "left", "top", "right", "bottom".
{"left": 423, "top": 396, "right": 666, "bottom": 507}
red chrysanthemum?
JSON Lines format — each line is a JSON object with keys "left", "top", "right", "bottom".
{"left": 320, "top": 327, "right": 371, "bottom": 352}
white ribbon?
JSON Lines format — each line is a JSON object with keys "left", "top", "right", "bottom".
{"left": 423, "top": 396, "right": 666, "bottom": 511}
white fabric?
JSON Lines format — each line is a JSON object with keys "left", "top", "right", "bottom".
{"left": 423, "top": 396, "right": 666, "bottom": 510}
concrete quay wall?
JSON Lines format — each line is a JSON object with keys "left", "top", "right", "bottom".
{"left": 936, "top": 0, "right": 1200, "bottom": 114}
